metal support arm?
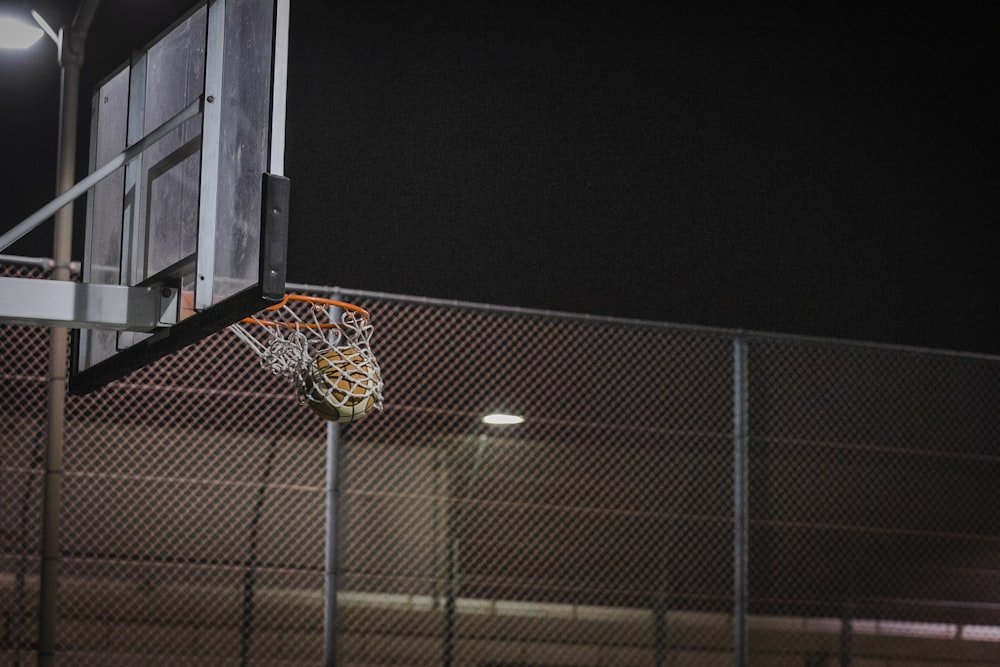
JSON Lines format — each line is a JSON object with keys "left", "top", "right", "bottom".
{"left": 0, "top": 277, "right": 177, "bottom": 330}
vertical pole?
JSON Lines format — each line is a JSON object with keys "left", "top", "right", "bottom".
{"left": 443, "top": 434, "right": 488, "bottom": 667}
{"left": 323, "top": 300, "right": 345, "bottom": 667}
{"left": 443, "top": 533, "right": 458, "bottom": 667}
{"left": 653, "top": 595, "right": 668, "bottom": 667}
{"left": 240, "top": 439, "right": 277, "bottom": 666}
{"left": 37, "top": 8, "right": 100, "bottom": 664}
{"left": 840, "top": 609, "right": 853, "bottom": 667}
{"left": 324, "top": 418, "right": 341, "bottom": 667}
{"left": 732, "top": 337, "right": 749, "bottom": 667}
{"left": 37, "top": 43, "right": 79, "bottom": 667}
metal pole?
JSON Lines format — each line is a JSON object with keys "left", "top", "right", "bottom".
{"left": 443, "top": 532, "right": 458, "bottom": 667}
{"left": 37, "top": 41, "right": 78, "bottom": 667}
{"left": 444, "top": 434, "right": 488, "bottom": 667}
{"left": 840, "top": 609, "right": 853, "bottom": 667}
{"left": 324, "top": 418, "right": 342, "bottom": 667}
{"left": 732, "top": 337, "right": 749, "bottom": 667}
{"left": 240, "top": 439, "right": 277, "bottom": 666}
{"left": 323, "top": 300, "right": 345, "bottom": 666}
{"left": 37, "top": 4, "right": 99, "bottom": 665}
{"left": 653, "top": 595, "right": 668, "bottom": 667}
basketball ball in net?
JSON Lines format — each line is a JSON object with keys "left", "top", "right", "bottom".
{"left": 303, "top": 346, "right": 381, "bottom": 423}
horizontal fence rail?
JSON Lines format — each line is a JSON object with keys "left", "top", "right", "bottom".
{"left": 2, "top": 265, "right": 999, "bottom": 666}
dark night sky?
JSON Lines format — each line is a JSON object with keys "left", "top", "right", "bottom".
{"left": 1, "top": 1, "right": 997, "bottom": 354}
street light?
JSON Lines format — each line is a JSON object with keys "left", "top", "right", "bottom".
{"left": 0, "top": 15, "right": 44, "bottom": 49}
{"left": 1, "top": 3, "right": 101, "bottom": 666}
{"left": 482, "top": 412, "right": 525, "bottom": 425}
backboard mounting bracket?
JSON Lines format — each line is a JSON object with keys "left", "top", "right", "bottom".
{"left": 0, "top": 278, "right": 180, "bottom": 331}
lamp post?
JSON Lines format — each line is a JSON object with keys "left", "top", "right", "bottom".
{"left": 1, "top": 3, "right": 100, "bottom": 664}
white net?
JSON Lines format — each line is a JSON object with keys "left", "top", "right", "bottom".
{"left": 228, "top": 295, "right": 383, "bottom": 422}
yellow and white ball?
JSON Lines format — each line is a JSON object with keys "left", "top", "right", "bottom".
{"left": 302, "top": 347, "right": 381, "bottom": 423}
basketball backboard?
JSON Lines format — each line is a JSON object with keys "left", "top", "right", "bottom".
{"left": 70, "top": 0, "right": 290, "bottom": 393}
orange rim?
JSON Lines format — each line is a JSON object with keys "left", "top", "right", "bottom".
{"left": 240, "top": 294, "right": 370, "bottom": 329}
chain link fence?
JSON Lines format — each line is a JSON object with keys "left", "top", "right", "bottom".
{"left": 2, "top": 264, "right": 999, "bottom": 665}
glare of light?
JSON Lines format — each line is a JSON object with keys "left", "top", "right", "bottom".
{"left": 961, "top": 625, "right": 1000, "bottom": 642}
{"left": 0, "top": 16, "right": 44, "bottom": 49}
{"left": 482, "top": 412, "right": 524, "bottom": 425}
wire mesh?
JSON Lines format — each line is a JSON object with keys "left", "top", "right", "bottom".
{"left": 746, "top": 337, "right": 1000, "bottom": 665}
{"left": 338, "top": 301, "right": 735, "bottom": 666}
{"left": 1, "top": 266, "right": 998, "bottom": 666}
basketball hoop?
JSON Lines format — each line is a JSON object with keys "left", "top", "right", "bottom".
{"left": 228, "top": 294, "right": 383, "bottom": 422}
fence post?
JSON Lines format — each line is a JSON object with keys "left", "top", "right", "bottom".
{"left": 654, "top": 595, "right": 668, "bottom": 667}
{"left": 324, "top": 419, "right": 342, "bottom": 666}
{"left": 840, "top": 608, "right": 853, "bottom": 667}
{"left": 240, "top": 438, "right": 278, "bottom": 666}
{"left": 324, "top": 300, "right": 345, "bottom": 666}
{"left": 733, "top": 336, "right": 749, "bottom": 667}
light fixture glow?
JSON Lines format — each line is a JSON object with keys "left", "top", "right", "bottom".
{"left": 0, "top": 17, "right": 44, "bottom": 49}
{"left": 482, "top": 413, "right": 524, "bottom": 425}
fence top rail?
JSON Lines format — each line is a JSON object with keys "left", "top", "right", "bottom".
{"left": 287, "top": 282, "right": 1000, "bottom": 364}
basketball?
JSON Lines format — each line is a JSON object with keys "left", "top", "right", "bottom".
{"left": 302, "top": 346, "right": 381, "bottom": 423}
